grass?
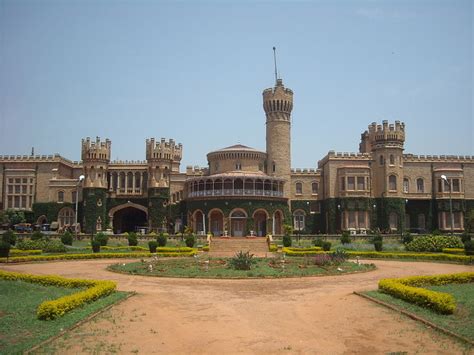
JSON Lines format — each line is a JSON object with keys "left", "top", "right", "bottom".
{"left": 365, "top": 283, "right": 474, "bottom": 342}
{"left": 108, "top": 256, "right": 375, "bottom": 278}
{"left": 0, "top": 279, "right": 129, "bottom": 354}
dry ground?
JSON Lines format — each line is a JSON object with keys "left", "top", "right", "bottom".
{"left": 2, "top": 259, "right": 473, "bottom": 354}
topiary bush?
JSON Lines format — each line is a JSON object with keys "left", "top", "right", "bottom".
{"left": 94, "top": 232, "right": 108, "bottom": 246}
{"left": 401, "top": 232, "right": 413, "bottom": 245}
{"left": 228, "top": 251, "right": 255, "bottom": 270}
{"left": 313, "top": 238, "right": 323, "bottom": 247}
{"left": 31, "top": 231, "right": 44, "bottom": 241}
{"left": 42, "top": 240, "right": 67, "bottom": 253}
{"left": 127, "top": 232, "right": 138, "bottom": 246}
{"left": 464, "top": 240, "right": 474, "bottom": 256}
{"left": 148, "top": 241, "right": 158, "bottom": 253}
{"left": 340, "top": 231, "right": 351, "bottom": 244}
{"left": 185, "top": 234, "right": 195, "bottom": 248}
{"left": 461, "top": 232, "right": 471, "bottom": 244}
{"left": 2, "top": 230, "right": 17, "bottom": 246}
{"left": 157, "top": 233, "right": 167, "bottom": 247}
{"left": 91, "top": 240, "right": 101, "bottom": 253}
{"left": 16, "top": 239, "right": 45, "bottom": 250}
{"left": 282, "top": 235, "right": 292, "bottom": 247}
{"left": 0, "top": 240, "right": 11, "bottom": 258}
{"left": 61, "top": 231, "right": 73, "bottom": 246}
{"left": 374, "top": 240, "right": 383, "bottom": 252}
{"left": 406, "top": 235, "right": 464, "bottom": 252}
{"left": 322, "top": 241, "right": 332, "bottom": 251}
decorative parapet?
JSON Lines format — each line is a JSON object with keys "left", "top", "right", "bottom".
{"left": 318, "top": 151, "right": 372, "bottom": 167}
{"left": 146, "top": 138, "right": 183, "bottom": 162}
{"left": 0, "top": 154, "right": 81, "bottom": 166}
{"left": 403, "top": 154, "right": 474, "bottom": 162}
{"left": 360, "top": 120, "right": 405, "bottom": 151}
{"left": 185, "top": 165, "right": 208, "bottom": 176}
{"left": 290, "top": 168, "right": 321, "bottom": 175}
{"left": 109, "top": 160, "right": 148, "bottom": 165}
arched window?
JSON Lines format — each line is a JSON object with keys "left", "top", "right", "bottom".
{"left": 416, "top": 178, "right": 424, "bottom": 193}
{"left": 389, "top": 154, "right": 395, "bottom": 165}
{"left": 293, "top": 210, "right": 305, "bottom": 231}
{"left": 389, "top": 175, "right": 397, "bottom": 191}
{"left": 295, "top": 182, "right": 302, "bottom": 195}
{"left": 58, "top": 207, "right": 75, "bottom": 227}
{"left": 403, "top": 178, "right": 409, "bottom": 193}
{"left": 311, "top": 182, "right": 318, "bottom": 194}
{"left": 58, "top": 191, "right": 64, "bottom": 203}
{"left": 379, "top": 155, "right": 384, "bottom": 166}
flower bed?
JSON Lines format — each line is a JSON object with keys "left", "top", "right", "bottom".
{"left": 378, "top": 272, "right": 474, "bottom": 314}
{"left": 0, "top": 270, "right": 117, "bottom": 320}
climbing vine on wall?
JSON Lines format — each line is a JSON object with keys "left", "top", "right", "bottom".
{"left": 83, "top": 188, "right": 107, "bottom": 234}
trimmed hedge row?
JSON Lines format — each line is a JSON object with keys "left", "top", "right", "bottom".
{"left": 378, "top": 272, "right": 474, "bottom": 314}
{"left": 10, "top": 249, "right": 42, "bottom": 256}
{"left": 442, "top": 248, "right": 465, "bottom": 255}
{"left": 281, "top": 249, "right": 473, "bottom": 263}
{"left": 282, "top": 248, "right": 324, "bottom": 256}
{"left": 0, "top": 269, "right": 116, "bottom": 320}
{"left": 0, "top": 251, "right": 197, "bottom": 263}
{"left": 285, "top": 247, "right": 322, "bottom": 252}
{"left": 84, "top": 246, "right": 194, "bottom": 252}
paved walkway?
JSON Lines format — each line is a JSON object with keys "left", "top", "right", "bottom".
{"left": 2, "top": 259, "right": 473, "bottom": 354}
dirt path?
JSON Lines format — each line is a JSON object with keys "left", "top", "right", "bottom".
{"left": 2, "top": 259, "right": 473, "bottom": 354}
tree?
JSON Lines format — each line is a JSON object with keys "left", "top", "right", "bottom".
{"left": 465, "top": 210, "right": 474, "bottom": 233}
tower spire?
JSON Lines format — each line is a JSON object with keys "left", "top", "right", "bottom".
{"left": 273, "top": 46, "right": 278, "bottom": 84}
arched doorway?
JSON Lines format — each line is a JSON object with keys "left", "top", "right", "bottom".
{"left": 230, "top": 209, "right": 247, "bottom": 237}
{"left": 273, "top": 210, "right": 283, "bottom": 235}
{"left": 209, "top": 209, "right": 224, "bottom": 236}
{"left": 109, "top": 202, "right": 148, "bottom": 234}
{"left": 193, "top": 210, "right": 205, "bottom": 235}
{"left": 112, "top": 207, "right": 147, "bottom": 234}
{"left": 253, "top": 209, "right": 268, "bottom": 237}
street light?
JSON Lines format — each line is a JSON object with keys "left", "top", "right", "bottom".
{"left": 75, "top": 175, "right": 85, "bottom": 240}
{"left": 441, "top": 175, "right": 454, "bottom": 235}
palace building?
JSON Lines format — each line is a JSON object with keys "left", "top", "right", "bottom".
{"left": 1, "top": 77, "right": 473, "bottom": 235}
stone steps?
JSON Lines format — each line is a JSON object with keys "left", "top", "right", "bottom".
{"left": 209, "top": 237, "right": 269, "bottom": 254}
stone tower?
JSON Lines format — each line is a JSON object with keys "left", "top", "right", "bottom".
{"left": 81, "top": 137, "right": 111, "bottom": 233}
{"left": 145, "top": 138, "right": 182, "bottom": 231}
{"left": 263, "top": 78, "right": 293, "bottom": 198}
{"left": 81, "top": 137, "right": 111, "bottom": 189}
{"left": 361, "top": 121, "right": 405, "bottom": 198}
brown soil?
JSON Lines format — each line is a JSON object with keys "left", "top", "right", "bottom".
{"left": 2, "top": 259, "right": 473, "bottom": 354}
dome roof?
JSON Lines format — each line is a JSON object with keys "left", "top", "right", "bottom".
{"left": 209, "top": 144, "right": 264, "bottom": 154}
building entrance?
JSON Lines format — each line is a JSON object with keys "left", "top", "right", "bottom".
{"left": 113, "top": 207, "right": 147, "bottom": 234}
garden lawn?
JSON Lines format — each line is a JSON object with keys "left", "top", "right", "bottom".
{"left": 109, "top": 257, "right": 375, "bottom": 278}
{"left": 0, "top": 279, "right": 129, "bottom": 353}
{"left": 365, "top": 283, "right": 474, "bottom": 341}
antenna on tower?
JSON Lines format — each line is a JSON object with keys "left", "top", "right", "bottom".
{"left": 273, "top": 46, "right": 278, "bottom": 84}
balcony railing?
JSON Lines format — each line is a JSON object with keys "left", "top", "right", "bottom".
{"left": 188, "top": 189, "right": 284, "bottom": 198}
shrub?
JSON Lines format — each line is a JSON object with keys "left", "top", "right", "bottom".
{"left": 283, "top": 224, "right": 293, "bottom": 236}
{"left": 2, "top": 230, "right": 17, "bottom": 246}
{"left": 42, "top": 240, "right": 67, "bottom": 253}
{"left": 314, "top": 253, "right": 332, "bottom": 267}
{"left": 157, "top": 233, "right": 167, "bottom": 247}
{"left": 148, "top": 241, "right": 158, "bottom": 253}
{"left": 461, "top": 232, "right": 472, "bottom": 244}
{"left": 228, "top": 251, "right": 255, "bottom": 270}
{"left": 401, "top": 232, "right": 413, "bottom": 245}
{"left": 313, "top": 238, "right": 324, "bottom": 247}
{"left": 91, "top": 240, "right": 101, "bottom": 253}
{"left": 331, "top": 248, "right": 348, "bottom": 264}
{"left": 374, "top": 240, "right": 383, "bottom": 252}
{"left": 185, "top": 234, "right": 196, "bottom": 248}
{"left": 127, "top": 232, "right": 138, "bottom": 246}
{"left": 31, "top": 231, "right": 44, "bottom": 241}
{"left": 16, "top": 239, "right": 45, "bottom": 250}
{"left": 322, "top": 241, "right": 332, "bottom": 251}
{"left": 370, "top": 233, "right": 383, "bottom": 243}
{"left": 432, "top": 229, "right": 441, "bottom": 236}
{"left": 340, "top": 231, "right": 351, "bottom": 245}
{"left": 61, "top": 231, "right": 73, "bottom": 246}
{"left": 0, "top": 240, "right": 11, "bottom": 258}
{"left": 464, "top": 240, "right": 474, "bottom": 256}
{"left": 94, "top": 232, "right": 108, "bottom": 246}
{"left": 282, "top": 235, "right": 292, "bottom": 247}
{"left": 406, "top": 235, "right": 464, "bottom": 252}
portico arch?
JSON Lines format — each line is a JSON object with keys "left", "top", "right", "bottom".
{"left": 229, "top": 208, "right": 247, "bottom": 237}
{"left": 253, "top": 209, "right": 269, "bottom": 237}
{"left": 108, "top": 202, "right": 148, "bottom": 234}
{"left": 208, "top": 208, "right": 224, "bottom": 236}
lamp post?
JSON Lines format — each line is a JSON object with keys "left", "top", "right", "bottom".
{"left": 75, "top": 175, "right": 85, "bottom": 240}
{"left": 441, "top": 175, "right": 454, "bottom": 235}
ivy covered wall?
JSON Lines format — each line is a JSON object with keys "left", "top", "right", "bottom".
{"left": 83, "top": 188, "right": 107, "bottom": 234}
{"left": 290, "top": 200, "right": 323, "bottom": 234}
{"left": 147, "top": 187, "right": 170, "bottom": 230}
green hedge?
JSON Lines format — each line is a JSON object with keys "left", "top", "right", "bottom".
{"left": 406, "top": 235, "right": 464, "bottom": 252}
{"left": 378, "top": 272, "right": 474, "bottom": 314}
{"left": 0, "top": 269, "right": 116, "bottom": 320}
{"left": 442, "top": 248, "right": 465, "bottom": 255}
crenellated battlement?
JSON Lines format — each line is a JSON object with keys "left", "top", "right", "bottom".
{"left": 360, "top": 120, "right": 405, "bottom": 152}
{"left": 403, "top": 154, "right": 474, "bottom": 162}
{"left": 0, "top": 154, "right": 81, "bottom": 166}
{"left": 291, "top": 168, "right": 320, "bottom": 175}
{"left": 146, "top": 138, "right": 183, "bottom": 162}
{"left": 318, "top": 151, "right": 372, "bottom": 168}
{"left": 263, "top": 79, "right": 294, "bottom": 119}
{"left": 185, "top": 165, "right": 208, "bottom": 176}
{"left": 81, "top": 137, "right": 111, "bottom": 162}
